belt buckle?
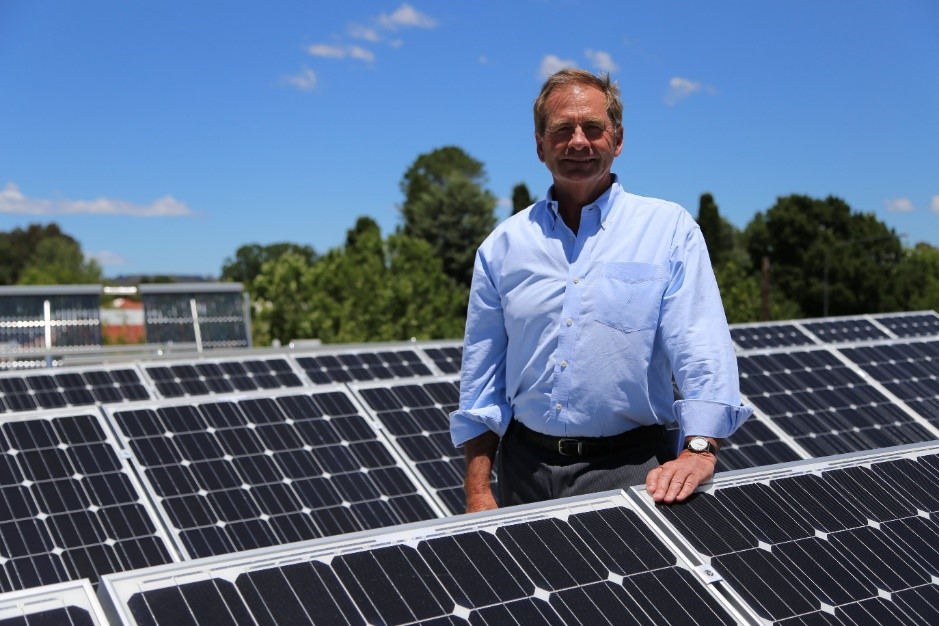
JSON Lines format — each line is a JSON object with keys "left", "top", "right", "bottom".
{"left": 557, "top": 438, "right": 583, "bottom": 456}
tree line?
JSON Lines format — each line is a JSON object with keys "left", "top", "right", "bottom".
{"left": 4, "top": 145, "right": 938, "bottom": 345}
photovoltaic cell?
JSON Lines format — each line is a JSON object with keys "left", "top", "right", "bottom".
{"left": 420, "top": 344, "right": 463, "bottom": 375}
{"left": 0, "top": 410, "right": 175, "bottom": 593}
{"left": 716, "top": 418, "right": 803, "bottom": 472}
{"left": 874, "top": 311, "right": 939, "bottom": 338}
{"left": 801, "top": 318, "right": 890, "bottom": 343}
{"left": 0, "top": 368, "right": 150, "bottom": 413}
{"left": 293, "top": 348, "right": 433, "bottom": 384}
{"left": 353, "top": 378, "right": 482, "bottom": 515}
{"left": 839, "top": 339, "right": 939, "bottom": 429}
{"left": 730, "top": 324, "right": 814, "bottom": 350}
{"left": 143, "top": 357, "right": 303, "bottom": 399}
{"left": 737, "top": 348, "right": 935, "bottom": 458}
{"left": 101, "top": 493, "right": 739, "bottom": 626}
{"left": 109, "top": 388, "right": 440, "bottom": 560}
{"left": 644, "top": 444, "right": 939, "bottom": 624}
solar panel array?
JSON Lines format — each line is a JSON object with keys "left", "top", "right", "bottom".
{"left": 0, "top": 312, "right": 936, "bottom": 622}
{"left": 108, "top": 388, "right": 442, "bottom": 560}
{"left": 97, "top": 441, "right": 939, "bottom": 625}
{"left": 642, "top": 443, "right": 939, "bottom": 624}
{"left": 0, "top": 580, "right": 107, "bottom": 625}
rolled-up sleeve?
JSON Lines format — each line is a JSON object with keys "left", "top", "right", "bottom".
{"left": 449, "top": 249, "right": 513, "bottom": 447}
{"left": 660, "top": 217, "right": 753, "bottom": 440}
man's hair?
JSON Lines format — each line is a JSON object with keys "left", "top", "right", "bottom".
{"left": 533, "top": 68, "right": 623, "bottom": 136}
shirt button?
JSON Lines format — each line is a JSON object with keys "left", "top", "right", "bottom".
{"left": 560, "top": 360, "right": 568, "bottom": 368}
{"left": 566, "top": 318, "right": 573, "bottom": 327}
{"left": 572, "top": 277, "right": 580, "bottom": 284}
{"left": 555, "top": 403, "right": 562, "bottom": 410}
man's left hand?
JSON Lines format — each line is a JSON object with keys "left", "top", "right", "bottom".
{"left": 645, "top": 450, "right": 717, "bottom": 504}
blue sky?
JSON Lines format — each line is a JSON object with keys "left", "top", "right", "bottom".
{"left": 1, "top": 0, "right": 937, "bottom": 278}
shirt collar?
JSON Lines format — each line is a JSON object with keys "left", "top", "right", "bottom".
{"left": 545, "top": 174, "right": 622, "bottom": 229}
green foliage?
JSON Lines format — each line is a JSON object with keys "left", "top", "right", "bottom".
{"left": 713, "top": 259, "right": 801, "bottom": 324}
{"left": 17, "top": 236, "right": 103, "bottom": 285}
{"left": 885, "top": 243, "right": 939, "bottom": 311}
{"left": 0, "top": 223, "right": 80, "bottom": 285}
{"left": 399, "top": 147, "right": 497, "bottom": 286}
{"left": 745, "top": 194, "right": 903, "bottom": 317}
{"left": 511, "top": 183, "right": 536, "bottom": 215}
{"left": 696, "top": 193, "right": 736, "bottom": 266}
{"left": 251, "top": 218, "right": 466, "bottom": 345}
{"left": 220, "top": 242, "right": 317, "bottom": 290}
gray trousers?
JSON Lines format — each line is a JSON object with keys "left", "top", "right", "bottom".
{"left": 497, "top": 421, "right": 675, "bottom": 507}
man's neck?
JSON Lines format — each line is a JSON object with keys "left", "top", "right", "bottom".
{"left": 552, "top": 175, "right": 614, "bottom": 234}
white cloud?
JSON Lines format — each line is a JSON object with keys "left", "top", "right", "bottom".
{"left": 539, "top": 55, "right": 578, "bottom": 80}
{"left": 585, "top": 49, "right": 618, "bottom": 73}
{"left": 308, "top": 44, "right": 348, "bottom": 59}
{"left": 478, "top": 55, "right": 490, "bottom": 65}
{"left": 307, "top": 43, "right": 374, "bottom": 62}
{"left": 886, "top": 197, "right": 915, "bottom": 213}
{"left": 282, "top": 66, "right": 317, "bottom": 91}
{"left": 89, "top": 250, "right": 126, "bottom": 267}
{"left": 664, "top": 76, "right": 716, "bottom": 106}
{"left": 379, "top": 4, "right": 438, "bottom": 30}
{"left": 931, "top": 195, "right": 939, "bottom": 214}
{"left": 348, "top": 46, "right": 376, "bottom": 62}
{"left": 348, "top": 24, "right": 381, "bottom": 42}
{"left": 496, "top": 197, "right": 511, "bottom": 209}
{"left": 0, "top": 183, "right": 193, "bottom": 217}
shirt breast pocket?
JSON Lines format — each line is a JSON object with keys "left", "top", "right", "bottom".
{"left": 594, "top": 262, "right": 667, "bottom": 334}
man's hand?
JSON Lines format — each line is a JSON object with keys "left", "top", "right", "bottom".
{"left": 464, "top": 431, "right": 500, "bottom": 513}
{"left": 645, "top": 450, "right": 717, "bottom": 504}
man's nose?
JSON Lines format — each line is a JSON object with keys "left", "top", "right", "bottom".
{"left": 568, "top": 126, "right": 589, "bottom": 150}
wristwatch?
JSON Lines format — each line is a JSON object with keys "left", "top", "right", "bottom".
{"left": 684, "top": 436, "right": 717, "bottom": 455}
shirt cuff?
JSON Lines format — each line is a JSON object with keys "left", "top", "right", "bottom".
{"left": 449, "top": 404, "right": 513, "bottom": 447}
{"left": 673, "top": 399, "right": 753, "bottom": 440}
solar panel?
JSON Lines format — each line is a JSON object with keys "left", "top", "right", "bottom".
{"left": 142, "top": 356, "right": 304, "bottom": 399}
{"left": 352, "top": 377, "right": 487, "bottom": 515}
{"left": 0, "top": 579, "right": 108, "bottom": 625}
{"left": 838, "top": 339, "right": 939, "bottom": 431}
{"left": 874, "top": 311, "right": 939, "bottom": 338}
{"left": 736, "top": 347, "right": 936, "bottom": 459}
{"left": 716, "top": 417, "right": 804, "bottom": 472}
{"left": 99, "top": 491, "right": 743, "bottom": 626}
{"left": 730, "top": 323, "right": 815, "bottom": 350}
{"left": 107, "top": 387, "right": 443, "bottom": 560}
{"left": 418, "top": 342, "right": 463, "bottom": 374}
{"left": 0, "top": 367, "right": 151, "bottom": 413}
{"left": 0, "top": 409, "right": 176, "bottom": 593}
{"left": 634, "top": 442, "right": 939, "bottom": 624}
{"left": 293, "top": 346, "right": 434, "bottom": 384}
{"left": 801, "top": 318, "right": 890, "bottom": 343}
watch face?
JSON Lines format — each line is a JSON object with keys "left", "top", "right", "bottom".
{"left": 688, "top": 437, "right": 709, "bottom": 452}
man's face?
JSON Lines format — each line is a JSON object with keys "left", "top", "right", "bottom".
{"left": 535, "top": 83, "right": 623, "bottom": 195}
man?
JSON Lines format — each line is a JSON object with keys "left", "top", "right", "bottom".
{"left": 450, "top": 68, "right": 752, "bottom": 512}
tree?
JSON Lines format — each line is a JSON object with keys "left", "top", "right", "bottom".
{"left": 251, "top": 218, "right": 467, "bottom": 345}
{"left": 511, "top": 183, "right": 536, "bottom": 215}
{"left": 220, "top": 242, "right": 317, "bottom": 290}
{"left": 713, "top": 259, "right": 801, "bottom": 323}
{"left": 399, "top": 147, "right": 497, "bottom": 286}
{"left": 0, "top": 223, "right": 80, "bottom": 285}
{"left": 885, "top": 243, "right": 939, "bottom": 312}
{"left": 696, "top": 193, "right": 735, "bottom": 266}
{"left": 745, "top": 194, "right": 903, "bottom": 317}
{"left": 17, "top": 236, "right": 103, "bottom": 285}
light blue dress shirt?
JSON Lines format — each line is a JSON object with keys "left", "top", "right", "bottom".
{"left": 450, "top": 176, "right": 752, "bottom": 447}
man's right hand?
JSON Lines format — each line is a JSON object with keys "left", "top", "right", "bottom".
{"left": 463, "top": 430, "right": 500, "bottom": 514}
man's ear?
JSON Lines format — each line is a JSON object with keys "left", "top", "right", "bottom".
{"left": 613, "top": 125, "right": 624, "bottom": 156}
{"left": 535, "top": 132, "right": 545, "bottom": 162}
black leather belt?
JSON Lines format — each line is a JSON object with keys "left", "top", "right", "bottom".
{"left": 513, "top": 422, "right": 665, "bottom": 457}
